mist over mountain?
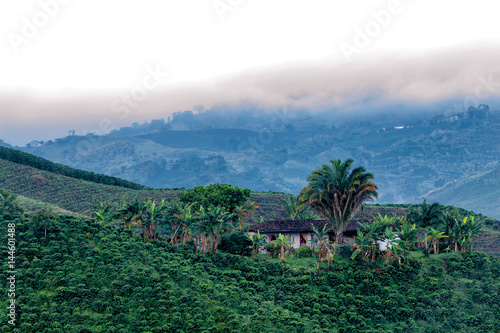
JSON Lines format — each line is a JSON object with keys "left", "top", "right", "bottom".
{"left": 16, "top": 102, "right": 500, "bottom": 218}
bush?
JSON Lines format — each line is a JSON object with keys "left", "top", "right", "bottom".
{"left": 337, "top": 245, "right": 354, "bottom": 259}
{"left": 218, "top": 232, "right": 252, "bottom": 256}
{"left": 265, "top": 243, "right": 280, "bottom": 258}
{"left": 297, "top": 246, "right": 314, "bottom": 258}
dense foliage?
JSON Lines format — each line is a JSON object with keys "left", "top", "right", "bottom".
{"left": 178, "top": 184, "right": 251, "bottom": 213}
{"left": 0, "top": 146, "right": 145, "bottom": 190}
{"left": 1, "top": 213, "right": 499, "bottom": 332}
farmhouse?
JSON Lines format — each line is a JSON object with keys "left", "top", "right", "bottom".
{"left": 247, "top": 219, "right": 362, "bottom": 249}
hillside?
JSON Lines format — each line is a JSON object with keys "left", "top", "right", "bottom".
{"left": 0, "top": 155, "right": 409, "bottom": 222}
{"left": 0, "top": 145, "right": 146, "bottom": 190}
{"left": 0, "top": 158, "right": 288, "bottom": 221}
{"left": 1, "top": 214, "right": 499, "bottom": 332}
{"left": 21, "top": 105, "right": 500, "bottom": 218}
{"left": 0, "top": 159, "right": 173, "bottom": 215}
{"left": 425, "top": 164, "right": 500, "bottom": 219}
{"left": 2, "top": 151, "right": 499, "bottom": 257}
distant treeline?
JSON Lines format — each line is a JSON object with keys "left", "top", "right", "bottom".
{"left": 0, "top": 146, "right": 146, "bottom": 190}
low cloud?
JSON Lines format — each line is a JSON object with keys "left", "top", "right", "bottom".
{"left": 1, "top": 43, "right": 500, "bottom": 145}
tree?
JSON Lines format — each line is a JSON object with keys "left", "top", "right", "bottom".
{"left": 282, "top": 195, "right": 317, "bottom": 220}
{"left": 247, "top": 231, "right": 267, "bottom": 259}
{"left": 311, "top": 223, "right": 331, "bottom": 271}
{"left": 178, "top": 184, "right": 251, "bottom": 213}
{"left": 195, "top": 205, "right": 235, "bottom": 253}
{"left": 300, "top": 159, "right": 378, "bottom": 251}
{"left": 163, "top": 200, "right": 185, "bottom": 245}
{"left": 350, "top": 230, "right": 375, "bottom": 263}
{"left": 233, "top": 200, "right": 260, "bottom": 230}
{"left": 399, "top": 217, "right": 420, "bottom": 250}
{"left": 140, "top": 199, "right": 166, "bottom": 240}
{"left": 0, "top": 189, "right": 24, "bottom": 219}
{"left": 172, "top": 203, "right": 197, "bottom": 244}
{"left": 114, "top": 197, "right": 143, "bottom": 229}
{"left": 271, "top": 233, "right": 294, "bottom": 261}
{"left": 31, "top": 209, "right": 54, "bottom": 238}
{"left": 92, "top": 200, "right": 115, "bottom": 225}
{"left": 462, "top": 216, "right": 483, "bottom": 252}
{"left": 381, "top": 226, "right": 401, "bottom": 263}
{"left": 427, "top": 228, "right": 447, "bottom": 254}
{"left": 407, "top": 199, "right": 442, "bottom": 254}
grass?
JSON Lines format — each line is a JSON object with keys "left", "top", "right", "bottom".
{"left": 15, "top": 194, "right": 83, "bottom": 216}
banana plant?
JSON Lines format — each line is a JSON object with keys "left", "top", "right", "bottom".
{"left": 271, "top": 233, "right": 294, "bottom": 260}
{"left": 248, "top": 231, "right": 267, "bottom": 259}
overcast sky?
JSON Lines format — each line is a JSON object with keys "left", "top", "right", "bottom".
{"left": 1, "top": 0, "right": 499, "bottom": 145}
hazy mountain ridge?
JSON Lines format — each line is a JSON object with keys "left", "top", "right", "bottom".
{"left": 17, "top": 104, "right": 500, "bottom": 217}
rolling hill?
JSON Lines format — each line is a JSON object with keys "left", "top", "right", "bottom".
{"left": 19, "top": 105, "right": 500, "bottom": 218}
{"left": 425, "top": 163, "right": 500, "bottom": 219}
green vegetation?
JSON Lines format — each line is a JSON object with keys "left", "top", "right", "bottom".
{"left": 178, "top": 183, "right": 251, "bottom": 213}
{"left": 300, "top": 158, "right": 378, "bottom": 248}
{"left": 0, "top": 146, "right": 145, "bottom": 190}
{"left": 1, "top": 212, "right": 499, "bottom": 332}
{"left": 281, "top": 194, "right": 317, "bottom": 220}
{"left": 0, "top": 154, "right": 499, "bottom": 332}
{"left": 0, "top": 159, "right": 175, "bottom": 215}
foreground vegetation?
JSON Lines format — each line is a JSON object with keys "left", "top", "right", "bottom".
{"left": 1, "top": 212, "right": 499, "bottom": 332}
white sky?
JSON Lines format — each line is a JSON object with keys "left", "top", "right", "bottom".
{"left": 1, "top": 0, "right": 500, "bottom": 145}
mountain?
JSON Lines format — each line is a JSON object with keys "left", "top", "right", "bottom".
{"left": 425, "top": 163, "right": 500, "bottom": 219}
{"left": 12, "top": 104, "right": 500, "bottom": 218}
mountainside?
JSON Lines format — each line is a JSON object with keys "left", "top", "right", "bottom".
{"left": 0, "top": 156, "right": 288, "bottom": 221}
{"left": 0, "top": 155, "right": 405, "bottom": 224}
{"left": 2, "top": 149, "right": 500, "bottom": 257}
{"left": 425, "top": 163, "right": 500, "bottom": 219}
{"left": 19, "top": 104, "right": 500, "bottom": 218}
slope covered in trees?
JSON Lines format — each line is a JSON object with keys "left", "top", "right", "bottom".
{"left": 1, "top": 214, "right": 499, "bottom": 332}
{"left": 0, "top": 146, "right": 146, "bottom": 190}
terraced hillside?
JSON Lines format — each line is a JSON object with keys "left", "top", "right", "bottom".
{"left": 0, "top": 159, "right": 175, "bottom": 215}
{"left": 0, "top": 158, "right": 289, "bottom": 219}
{"left": 2, "top": 154, "right": 499, "bottom": 257}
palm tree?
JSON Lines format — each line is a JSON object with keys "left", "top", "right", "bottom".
{"left": 282, "top": 195, "right": 317, "bottom": 220}
{"left": 233, "top": 201, "right": 260, "bottom": 230}
{"left": 141, "top": 199, "right": 166, "bottom": 240}
{"left": 271, "top": 233, "right": 294, "bottom": 260}
{"left": 399, "top": 217, "right": 420, "bottom": 250}
{"left": 164, "top": 200, "right": 186, "bottom": 245}
{"left": 407, "top": 199, "right": 442, "bottom": 254}
{"left": 248, "top": 231, "right": 267, "bottom": 259}
{"left": 196, "top": 205, "right": 235, "bottom": 253}
{"left": 463, "top": 216, "right": 483, "bottom": 252}
{"left": 448, "top": 223, "right": 462, "bottom": 252}
{"left": 311, "top": 223, "right": 332, "bottom": 271}
{"left": 114, "top": 197, "right": 141, "bottom": 229}
{"left": 428, "top": 228, "right": 447, "bottom": 254}
{"left": 300, "top": 159, "right": 378, "bottom": 251}
{"left": 350, "top": 230, "right": 375, "bottom": 263}
{"left": 173, "top": 203, "right": 197, "bottom": 244}
{"left": 93, "top": 200, "right": 115, "bottom": 225}
{"left": 382, "top": 226, "right": 401, "bottom": 263}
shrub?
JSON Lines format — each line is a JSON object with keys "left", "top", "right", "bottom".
{"left": 265, "top": 243, "right": 280, "bottom": 258}
{"left": 297, "top": 246, "right": 314, "bottom": 258}
{"left": 218, "top": 232, "right": 252, "bottom": 256}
